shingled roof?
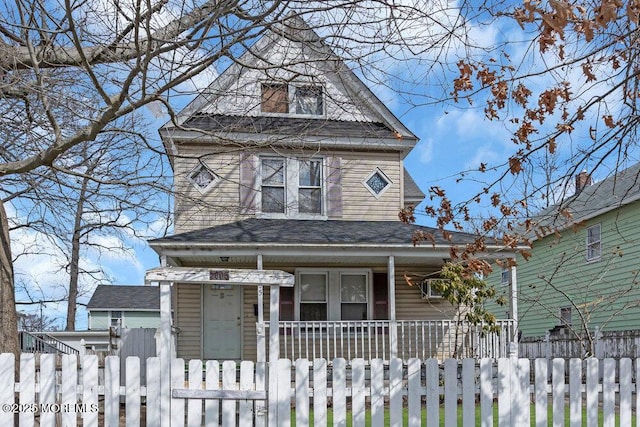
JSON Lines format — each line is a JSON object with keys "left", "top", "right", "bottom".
{"left": 403, "top": 169, "right": 425, "bottom": 203}
{"left": 150, "top": 218, "right": 477, "bottom": 246}
{"left": 533, "top": 162, "right": 640, "bottom": 236}
{"left": 182, "top": 115, "right": 411, "bottom": 141}
{"left": 87, "top": 285, "right": 159, "bottom": 310}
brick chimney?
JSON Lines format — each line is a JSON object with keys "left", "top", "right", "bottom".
{"left": 575, "top": 170, "right": 592, "bottom": 194}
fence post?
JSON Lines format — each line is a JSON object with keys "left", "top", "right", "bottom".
{"left": 594, "top": 326, "right": 604, "bottom": 359}
{"left": 158, "top": 281, "right": 172, "bottom": 427}
{"left": 545, "top": 331, "right": 551, "bottom": 361}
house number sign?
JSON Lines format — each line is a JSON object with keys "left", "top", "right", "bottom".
{"left": 209, "top": 270, "right": 230, "bottom": 281}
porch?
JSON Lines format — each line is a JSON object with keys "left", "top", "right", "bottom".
{"left": 266, "top": 319, "right": 516, "bottom": 361}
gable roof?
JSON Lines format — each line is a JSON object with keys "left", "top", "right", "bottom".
{"left": 160, "top": 15, "right": 418, "bottom": 156}
{"left": 87, "top": 285, "right": 159, "bottom": 311}
{"left": 531, "top": 162, "right": 640, "bottom": 238}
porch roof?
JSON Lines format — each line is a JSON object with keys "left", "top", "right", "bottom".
{"left": 150, "top": 218, "right": 476, "bottom": 246}
{"left": 149, "top": 219, "right": 514, "bottom": 266}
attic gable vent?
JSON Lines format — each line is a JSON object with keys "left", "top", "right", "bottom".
{"left": 363, "top": 168, "right": 392, "bottom": 198}
{"left": 188, "top": 164, "right": 219, "bottom": 194}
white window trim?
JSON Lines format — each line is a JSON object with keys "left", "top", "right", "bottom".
{"left": 362, "top": 167, "right": 393, "bottom": 199}
{"left": 298, "top": 271, "right": 329, "bottom": 321}
{"left": 294, "top": 268, "right": 372, "bottom": 321}
{"left": 187, "top": 163, "right": 219, "bottom": 194}
{"left": 259, "top": 81, "right": 326, "bottom": 118}
{"left": 109, "top": 310, "right": 123, "bottom": 328}
{"left": 586, "top": 223, "right": 602, "bottom": 262}
{"left": 500, "top": 268, "right": 511, "bottom": 287}
{"left": 257, "top": 156, "right": 327, "bottom": 219}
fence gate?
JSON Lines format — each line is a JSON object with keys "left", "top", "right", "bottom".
{"left": 169, "top": 359, "right": 268, "bottom": 427}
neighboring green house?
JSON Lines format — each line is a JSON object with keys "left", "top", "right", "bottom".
{"left": 490, "top": 164, "right": 640, "bottom": 338}
{"left": 87, "top": 285, "right": 160, "bottom": 330}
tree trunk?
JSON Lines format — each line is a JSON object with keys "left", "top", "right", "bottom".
{"left": 0, "top": 200, "right": 19, "bottom": 358}
{"left": 66, "top": 176, "right": 88, "bottom": 331}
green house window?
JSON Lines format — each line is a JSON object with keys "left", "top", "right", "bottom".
{"left": 586, "top": 224, "right": 601, "bottom": 262}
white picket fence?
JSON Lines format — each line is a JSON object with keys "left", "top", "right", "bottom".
{"left": 0, "top": 353, "right": 639, "bottom": 426}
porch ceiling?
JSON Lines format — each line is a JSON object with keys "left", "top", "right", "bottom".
{"left": 165, "top": 251, "right": 447, "bottom": 269}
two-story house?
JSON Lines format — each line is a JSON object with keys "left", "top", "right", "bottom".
{"left": 491, "top": 163, "right": 640, "bottom": 341}
{"left": 149, "top": 16, "right": 516, "bottom": 361}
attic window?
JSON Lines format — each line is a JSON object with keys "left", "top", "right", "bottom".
{"left": 188, "top": 164, "right": 219, "bottom": 193}
{"left": 363, "top": 168, "right": 392, "bottom": 198}
{"left": 294, "top": 86, "right": 323, "bottom": 115}
{"left": 260, "top": 83, "right": 324, "bottom": 116}
{"left": 261, "top": 83, "right": 289, "bottom": 113}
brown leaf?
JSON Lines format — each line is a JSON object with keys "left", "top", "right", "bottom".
{"left": 582, "top": 62, "right": 597, "bottom": 82}
{"left": 603, "top": 115, "right": 616, "bottom": 128}
{"left": 509, "top": 157, "right": 522, "bottom": 174}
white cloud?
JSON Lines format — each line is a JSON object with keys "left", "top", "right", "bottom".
{"left": 415, "top": 138, "right": 434, "bottom": 164}
{"left": 463, "top": 145, "right": 503, "bottom": 171}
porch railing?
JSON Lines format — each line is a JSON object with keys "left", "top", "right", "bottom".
{"left": 19, "top": 331, "right": 79, "bottom": 356}
{"left": 265, "top": 319, "right": 516, "bottom": 361}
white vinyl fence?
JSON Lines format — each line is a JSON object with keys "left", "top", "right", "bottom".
{"left": 0, "top": 353, "right": 638, "bottom": 426}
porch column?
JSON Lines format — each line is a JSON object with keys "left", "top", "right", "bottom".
{"left": 256, "top": 255, "right": 267, "bottom": 427}
{"left": 388, "top": 256, "right": 398, "bottom": 359}
{"left": 256, "top": 255, "right": 265, "bottom": 364}
{"left": 158, "top": 281, "right": 172, "bottom": 427}
{"left": 509, "top": 265, "right": 519, "bottom": 357}
{"left": 268, "top": 284, "right": 280, "bottom": 427}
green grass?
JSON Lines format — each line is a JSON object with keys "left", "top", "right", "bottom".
{"left": 289, "top": 404, "right": 635, "bottom": 426}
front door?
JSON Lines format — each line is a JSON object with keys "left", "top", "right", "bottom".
{"left": 203, "top": 285, "right": 242, "bottom": 360}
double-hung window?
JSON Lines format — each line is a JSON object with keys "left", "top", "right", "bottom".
{"left": 501, "top": 268, "right": 511, "bottom": 287}
{"left": 261, "top": 158, "right": 286, "bottom": 213}
{"left": 299, "top": 273, "right": 328, "bottom": 321}
{"left": 110, "top": 311, "right": 122, "bottom": 328}
{"left": 294, "top": 269, "right": 371, "bottom": 321}
{"left": 340, "top": 273, "right": 368, "bottom": 320}
{"left": 260, "top": 157, "right": 324, "bottom": 217}
{"left": 298, "top": 159, "right": 322, "bottom": 214}
{"left": 586, "top": 224, "right": 601, "bottom": 262}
